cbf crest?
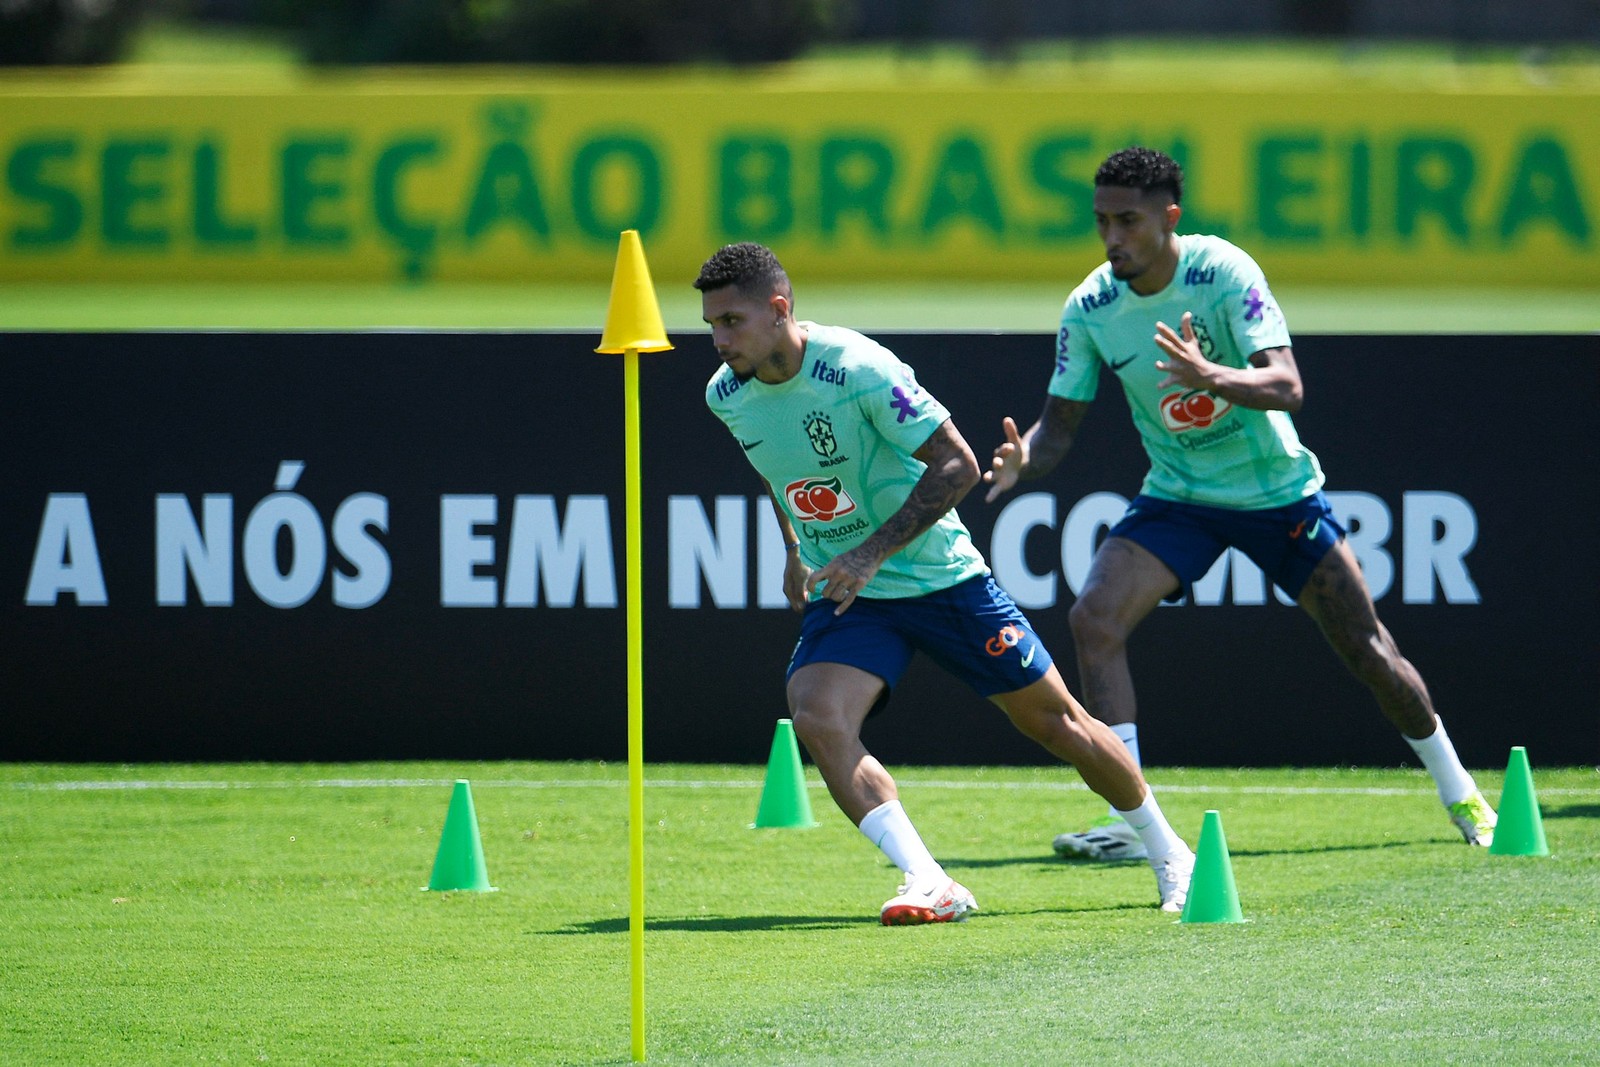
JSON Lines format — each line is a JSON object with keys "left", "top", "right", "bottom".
{"left": 804, "top": 410, "right": 838, "bottom": 458}
{"left": 1190, "top": 317, "right": 1216, "bottom": 358}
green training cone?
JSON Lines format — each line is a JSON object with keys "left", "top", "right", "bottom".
{"left": 752, "top": 719, "right": 819, "bottom": 828}
{"left": 1180, "top": 809, "right": 1245, "bottom": 924}
{"left": 424, "top": 779, "right": 498, "bottom": 892}
{"left": 1489, "top": 746, "right": 1549, "bottom": 857}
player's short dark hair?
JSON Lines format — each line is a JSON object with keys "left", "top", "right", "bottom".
{"left": 1095, "top": 146, "right": 1184, "bottom": 205}
{"left": 693, "top": 242, "right": 792, "bottom": 302}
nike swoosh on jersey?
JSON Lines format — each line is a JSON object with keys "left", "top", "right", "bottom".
{"left": 1106, "top": 354, "right": 1137, "bottom": 372}
{"left": 739, "top": 439, "right": 764, "bottom": 451}
{"left": 1020, "top": 645, "right": 1037, "bottom": 668}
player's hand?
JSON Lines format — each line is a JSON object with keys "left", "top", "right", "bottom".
{"left": 983, "top": 416, "right": 1027, "bottom": 503}
{"left": 804, "top": 549, "right": 879, "bottom": 616}
{"left": 1153, "top": 311, "right": 1215, "bottom": 390}
{"left": 782, "top": 550, "right": 811, "bottom": 613}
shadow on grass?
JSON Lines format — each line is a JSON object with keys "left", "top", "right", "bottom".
{"left": 548, "top": 898, "right": 1150, "bottom": 934}
{"left": 544, "top": 836, "right": 1458, "bottom": 937}
{"left": 938, "top": 855, "right": 1074, "bottom": 870}
{"left": 980, "top": 901, "right": 1156, "bottom": 917}
{"left": 1226, "top": 838, "right": 1422, "bottom": 858}
{"left": 946, "top": 837, "right": 1424, "bottom": 866}
{"left": 1543, "top": 803, "right": 1600, "bottom": 819}
{"left": 548, "top": 915, "right": 876, "bottom": 934}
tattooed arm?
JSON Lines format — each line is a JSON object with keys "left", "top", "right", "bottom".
{"left": 804, "top": 418, "right": 980, "bottom": 615}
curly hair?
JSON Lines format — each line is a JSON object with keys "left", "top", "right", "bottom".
{"left": 693, "top": 242, "right": 792, "bottom": 301}
{"left": 1095, "top": 146, "right": 1184, "bottom": 205}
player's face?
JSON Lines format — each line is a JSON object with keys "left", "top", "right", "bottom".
{"left": 1094, "top": 185, "right": 1178, "bottom": 287}
{"left": 702, "top": 285, "right": 784, "bottom": 382}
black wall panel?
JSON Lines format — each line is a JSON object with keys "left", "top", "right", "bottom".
{"left": 4, "top": 331, "right": 1595, "bottom": 767}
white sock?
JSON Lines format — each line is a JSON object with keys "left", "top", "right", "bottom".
{"left": 859, "top": 799, "right": 942, "bottom": 880}
{"left": 1114, "top": 789, "right": 1189, "bottom": 864}
{"left": 1106, "top": 722, "right": 1141, "bottom": 821}
{"left": 1404, "top": 716, "right": 1478, "bottom": 806}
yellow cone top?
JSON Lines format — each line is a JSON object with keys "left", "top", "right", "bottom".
{"left": 596, "top": 229, "right": 674, "bottom": 354}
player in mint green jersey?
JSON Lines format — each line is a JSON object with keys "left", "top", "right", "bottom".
{"left": 984, "top": 146, "right": 1497, "bottom": 861}
{"left": 697, "top": 241, "right": 1195, "bottom": 922}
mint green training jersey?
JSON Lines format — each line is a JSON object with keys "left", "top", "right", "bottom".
{"left": 706, "top": 322, "right": 988, "bottom": 599}
{"left": 1050, "top": 233, "right": 1324, "bottom": 510}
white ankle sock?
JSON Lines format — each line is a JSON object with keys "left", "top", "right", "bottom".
{"left": 859, "top": 799, "right": 941, "bottom": 880}
{"left": 1110, "top": 721, "right": 1141, "bottom": 765}
{"left": 1114, "top": 789, "right": 1188, "bottom": 863}
{"left": 1106, "top": 722, "right": 1141, "bottom": 820}
{"left": 1404, "top": 716, "right": 1478, "bottom": 806}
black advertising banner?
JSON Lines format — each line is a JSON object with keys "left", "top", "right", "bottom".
{"left": 4, "top": 331, "right": 1596, "bottom": 766}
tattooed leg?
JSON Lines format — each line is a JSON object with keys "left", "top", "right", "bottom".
{"left": 1298, "top": 540, "right": 1437, "bottom": 738}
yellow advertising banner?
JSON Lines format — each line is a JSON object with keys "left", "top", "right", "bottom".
{"left": 1, "top": 72, "right": 1595, "bottom": 287}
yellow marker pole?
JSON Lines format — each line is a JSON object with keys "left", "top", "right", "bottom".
{"left": 595, "top": 229, "right": 673, "bottom": 1064}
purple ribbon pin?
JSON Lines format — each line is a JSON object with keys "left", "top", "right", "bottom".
{"left": 1244, "top": 287, "right": 1265, "bottom": 321}
{"left": 890, "top": 386, "right": 919, "bottom": 423}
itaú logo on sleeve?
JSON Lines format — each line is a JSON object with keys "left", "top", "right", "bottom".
{"left": 785, "top": 476, "right": 857, "bottom": 522}
{"left": 1160, "top": 389, "right": 1232, "bottom": 431}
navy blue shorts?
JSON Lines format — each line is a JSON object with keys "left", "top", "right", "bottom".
{"left": 785, "top": 573, "right": 1054, "bottom": 713}
{"left": 1109, "top": 491, "right": 1345, "bottom": 603}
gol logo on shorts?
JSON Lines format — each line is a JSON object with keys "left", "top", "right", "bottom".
{"left": 985, "top": 624, "right": 1025, "bottom": 657}
{"left": 1160, "top": 389, "right": 1233, "bottom": 431}
{"left": 785, "top": 476, "right": 857, "bottom": 522}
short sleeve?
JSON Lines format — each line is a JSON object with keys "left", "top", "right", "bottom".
{"left": 1047, "top": 298, "right": 1103, "bottom": 402}
{"left": 1220, "top": 252, "right": 1292, "bottom": 357}
{"left": 858, "top": 348, "right": 952, "bottom": 454}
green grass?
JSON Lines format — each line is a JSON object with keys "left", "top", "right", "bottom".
{"left": 108, "top": 22, "right": 1600, "bottom": 92}
{"left": 124, "top": 18, "right": 302, "bottom": 69}
{"left": 795, "top": 38, "right": 1600, "bottom": 92}
{"left": 3, "top": 281, "right": 1597, "bottom": 333}
{"left": 3, "top": 762, "right": 1597, "bottom": 1065}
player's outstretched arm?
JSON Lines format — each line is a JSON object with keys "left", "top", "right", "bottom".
{"left": 983, "top": 396, "right": 1089, "bottom": 503}
{"left": 805, "top": 418, "right": 979, "bottom": 615}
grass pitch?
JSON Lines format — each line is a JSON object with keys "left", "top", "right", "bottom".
{"left": 2, "top": 281, "right": 1597, "bottom": 334}
{"left": 3, "top": 761, "right": 1597, "bottom": 1065}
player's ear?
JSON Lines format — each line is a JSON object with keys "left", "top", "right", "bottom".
{"left": 1165, "top": 202, "right": 1182, "bottom": 232}
{"left": 770, "top": 293, "right": 791, "bottom": 325}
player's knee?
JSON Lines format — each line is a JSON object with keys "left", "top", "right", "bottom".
{"left": 1056, "top": 717, "right": 1101, "bottom": 759}
{"left": 1068, "top": 596, "right": 1125, "bottom": 657}
{"left": 1005, "top": 706, "right": 1052, "bottom": 745}
{"left": 788, "top": 703, "right": 850, "bottom": 752}
{"left": 1007, "top": 703, "right": 1088, "bottom": 755}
